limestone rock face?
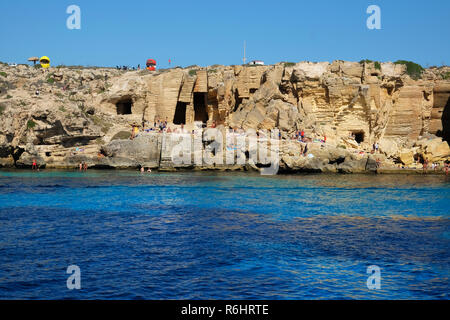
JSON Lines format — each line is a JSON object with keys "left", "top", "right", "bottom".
{"left": 398, "top": 150, "right": 415, "bottom": 166}
{"left": 416, "top": 137, "right": 450, "bottom": 162}
{"left": 384, "top": 85, "right": 424, "bottom": 141}
{"left": 101, "top": 134, "right": 161, "bottom": 168}
{"left": 292, "top": 62, "right": 329, "bottom": 81}
{"left": 337, "top": 158, "right": 368, "bottom": 173}
{"left": 0, "top": 61, "right": 449, "bottom": 172}
{"left": 380, "top": 63, "right": 407, "bottom": 77}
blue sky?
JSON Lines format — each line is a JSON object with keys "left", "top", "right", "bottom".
{"left": 0, "top": 0, "right": 449, "bottom": 68}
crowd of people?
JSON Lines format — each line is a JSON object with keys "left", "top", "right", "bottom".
{"left": 132, "top": 119, "right": 225, "bottom": 139}
{"left": 422, "top": 159, "right": 448, "bottom": 174}
{"left": 116, "top": 65, "right": 140, "bottom": 71}
{"left": 27, "top": 121, "right": 450, "bottom": 175}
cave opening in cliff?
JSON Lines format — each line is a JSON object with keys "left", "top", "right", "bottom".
{"left": 233, "top": 90, "right": 243, "bottom": 112}
{"left": 439, "top": 96, "right": 450, "bottom": 143}
{"left": 194, "top": 93, "right": 208, "bottom": 123}
{"left": 116, "top": 98, "right": 133, "bottom": 115}
{"left": 173, "top": 101, "right": 187, "bottom": 125}
{"left": 353, "top": 131, "right": 365, "bottom": 144}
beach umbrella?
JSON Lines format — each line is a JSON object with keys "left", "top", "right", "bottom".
{"left": 39, "top": 56, "right": 51, "bottom": 69}
{"left": 146, "top": 59, "right": 156, "bottom": 66}
{"left": 28, "top": 57, "right": 39, "bottom": 65}
{"left": 146, "top": 59, "right": 156, "bottom": 71}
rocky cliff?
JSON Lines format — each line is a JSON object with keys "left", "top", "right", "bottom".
{"left": 0, "top": 60, "right": 449, "bottom": 173}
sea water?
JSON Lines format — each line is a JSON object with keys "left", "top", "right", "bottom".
{"left": 0, "top": 170, "right": 448, "bottom": 299}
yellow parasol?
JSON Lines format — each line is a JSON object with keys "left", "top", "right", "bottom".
{"left": 39, "top": 56, "right": 50, "bottom": 69}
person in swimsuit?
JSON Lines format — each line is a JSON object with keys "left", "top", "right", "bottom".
{"left": 32, "top": 159, "right": 37, "bottom": 171}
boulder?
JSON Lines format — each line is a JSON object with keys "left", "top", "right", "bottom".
{"left": 338, "top": 158, "right": 368, "bottom": 173}
{"left": 398, "top": 150, "right": 415, "bottom": 166}
{"left": 102, "top": 134, "right": 161, "bottom": 167}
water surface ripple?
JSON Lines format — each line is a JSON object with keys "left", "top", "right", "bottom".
{"left": 0, "top": 171, "right": 448, "bottom": 299}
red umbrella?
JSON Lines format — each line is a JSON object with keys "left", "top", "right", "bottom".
{"left": 146, "top": 59, "right": 156, "bottom": 67}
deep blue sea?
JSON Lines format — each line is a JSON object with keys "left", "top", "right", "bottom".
{"left": 0, "top": 170, "right": 448, "bottom": 300}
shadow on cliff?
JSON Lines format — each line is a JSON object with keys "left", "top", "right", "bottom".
{"left": 441, "top": 96, "right": 450, "bottom": 144}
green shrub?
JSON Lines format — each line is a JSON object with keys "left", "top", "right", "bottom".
{"left": 0, "top": 104, "right": 5, "bottom": 115}
{"left": 47, "top": 77, "right": 55, "bottom": 84}
{"left": 6, "top": 95, "right": 12, "bottom": 99}
{"left": 207, "top": 69, "right": 217, "bottom": 74}
{"left": 34, "top": 64, "right": 42, "bottom": 69}
{"left": 188, "top": 69, "right": 197, "bottom": 76}
{"left": 59, "top": 106, "right": 66, "bottom": 112}
{"left": 0, "top": 72, "right": 7, "bottom": 78}
{"left": 111, "top": 131, "right": 131, "bottom": 140}
{"left": 360, "top": 60, "right": 381, "bottom": 70}
{"left": 394, "top": 60, "right": 424, "bottom": 80}
{"left": 283, "top": 62, "right": 296, "bottom": 67}
{"left": 443, "top": 72, "right": 450, "bottom": 80}
{"left": 338, "top": 145, "right": 347, "bottom": 149}
{"left": 27, "top": 119, "right": 36, "bottom": 129}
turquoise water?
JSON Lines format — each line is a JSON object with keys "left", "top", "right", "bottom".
{"left": 0, "top": 170, "right": 449, "bottom": 299}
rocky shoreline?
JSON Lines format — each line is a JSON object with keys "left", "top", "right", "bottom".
{"left": 0, "top": 60, "right": 449, "bottom": 174}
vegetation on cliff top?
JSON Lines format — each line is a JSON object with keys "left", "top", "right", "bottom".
{"left": 283, "top": 62, "right": 296, "bottom": 67}
{"left": 394, "top": 60, "right": 424, "bottom": 80}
